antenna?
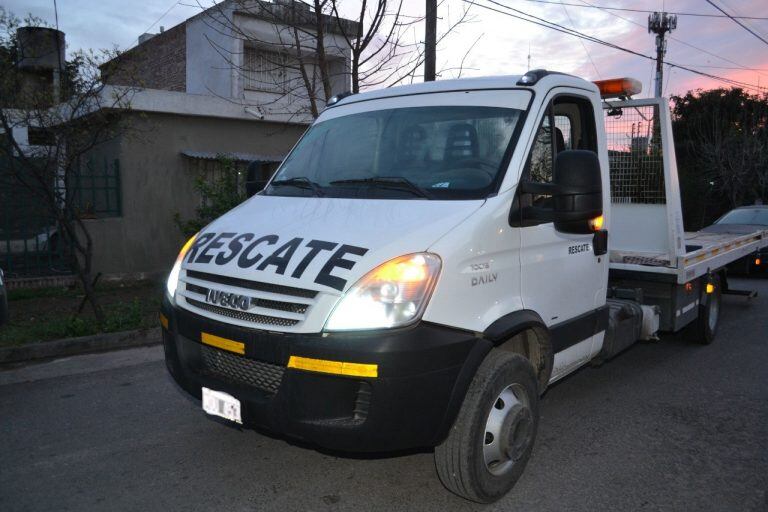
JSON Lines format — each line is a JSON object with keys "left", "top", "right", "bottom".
{"left": 53, "top": 0, "right": 60, "bottom": 30}
{"left": 648, "top": 12, "right": 677, "bottom": 98}
{"left": 527, "top": 42, "right": 531, "bottom": 71}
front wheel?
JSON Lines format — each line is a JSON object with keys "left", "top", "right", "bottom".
{"left": 434, "top": 351, "right": 539, "bottom": 503}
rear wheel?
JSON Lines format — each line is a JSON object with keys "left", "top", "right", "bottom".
{"left": 689, "top": 274, "right": 722, "bottom": 345}
{"left": 434, "top": 351, "right": 539, "bottom": 503}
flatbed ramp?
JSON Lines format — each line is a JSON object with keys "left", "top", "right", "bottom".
{"left": 610, "top": 229, "right": 768, "bottom": 283}
{"left": 602, "top": 97, "right": 767, "bottom": 284}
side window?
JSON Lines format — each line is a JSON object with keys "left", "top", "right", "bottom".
{"left": 522, "top": 95, "right": 598, "bottom": 209}
{"left": 554, "top": 115, "right": 572, "bottom": 150}
{"left": 528, "top": 111, "right": 554, "bottom": 184}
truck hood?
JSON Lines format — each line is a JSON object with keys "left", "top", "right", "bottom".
{"left": 182, "top": 195, "right": 484, "bottom": 294}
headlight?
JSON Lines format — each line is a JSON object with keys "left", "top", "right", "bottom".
{"left": 166, "top": 234, "right": 198, "bottom": 299}
{"left": 324, "top": 253, "right": 441, "bottom": 331}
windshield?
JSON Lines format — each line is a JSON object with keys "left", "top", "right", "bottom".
{"left": 716, "top": 208, "right": 768, "bottom": 226}
{"left": 265, "top": 105, "right": 525, "bottom": 200}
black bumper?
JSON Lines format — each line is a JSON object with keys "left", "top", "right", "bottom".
{"left": 161, "top": 297, "right": 491, "bottom": 452}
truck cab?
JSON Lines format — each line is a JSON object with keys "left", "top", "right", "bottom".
{"left": 160, "top": 70, "right": 765, "bottom": 503}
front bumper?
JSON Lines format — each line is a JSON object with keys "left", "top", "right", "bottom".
{"left": 161, "top": 297, "right": 491, "bottom": 452}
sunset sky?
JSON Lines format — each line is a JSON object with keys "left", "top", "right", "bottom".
{"left": 6, "top": 0, "right": 768, "bottom": 98}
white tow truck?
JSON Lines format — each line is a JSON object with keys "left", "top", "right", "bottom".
{"left": 160, "top": 70, "right": 768, "bottom": 503}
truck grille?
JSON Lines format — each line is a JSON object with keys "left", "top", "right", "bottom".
{"left": 200, "top": 345, "right": 285, "bottom": 394}
{"left": 178, "top": 270, "right": 318, "bottom": 330}
{"left": 186, "top": 298, "right": 300, "bottom": 327}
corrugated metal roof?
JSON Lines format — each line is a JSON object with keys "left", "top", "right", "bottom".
{"left": 181, "top": 150, "right": 284, "bottom": 162}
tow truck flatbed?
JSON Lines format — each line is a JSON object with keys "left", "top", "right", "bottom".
{"left": 610, "top": 229, "right": 768, "bottom": 283}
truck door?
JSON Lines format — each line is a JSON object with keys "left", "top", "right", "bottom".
{"left": 515, "top": 92, "right": 608, "bottom": 380}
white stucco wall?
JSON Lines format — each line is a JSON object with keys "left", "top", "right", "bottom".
{"left": 184, "top": 2, "right": 352, "bottom": 123}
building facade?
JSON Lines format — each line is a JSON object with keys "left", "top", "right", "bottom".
{"left": 79, "top": 0, "right": 354, "bottom": 278}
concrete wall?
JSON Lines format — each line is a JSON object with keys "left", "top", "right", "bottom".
{"left": 83, "top": 111, "right": 306, "bottom": 277}
{"left": 186, "top": 7, "right": 234, "bottom": 99}
{"left": 104, "top": 24, "right": 186, "bottom": 92}
{"left": 186, "top": 3, "right": 352, "bottom": 120}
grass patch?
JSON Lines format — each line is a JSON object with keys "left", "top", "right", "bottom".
{"left": 0, "top": 281, "right": 162, "bottom": 347}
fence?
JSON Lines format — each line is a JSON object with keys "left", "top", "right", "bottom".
{"left": 0, "top": 157, "right": 120, "bottom": 277}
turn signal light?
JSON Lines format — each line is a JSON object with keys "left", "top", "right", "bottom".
{"left": 706, "top": 283, "right": 715, "bottom": 294}
{"left": 756, "top": 258, "right": 762, "bottom": 266}
{"left": 593, "top": 78, "right": 642, "bottom": 99}
{"left": 589, "top": 215, "right": 604, "bottom": 231}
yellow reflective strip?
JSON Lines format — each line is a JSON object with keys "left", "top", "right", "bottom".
{"left": 341, "top": 361, "right": 379, "bottom": 378}
{"left": 159, "top": 313, "right": 169, "bottom": 330}
{"left": 287, "top": 356, "right": 378, "bottom": 378}
{"left": 201, "top": 332, "right": 245, "bottom": 355}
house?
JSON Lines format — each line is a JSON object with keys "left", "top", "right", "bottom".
{"left": 3, "top": 1, "right": 357, "bottom": 280}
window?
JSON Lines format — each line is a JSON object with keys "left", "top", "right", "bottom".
{"left": 72, "top": 158, "right": 121, "bottom": 218}
{"left": 267, "top": 105, "right": 526, "bottom": 200}
{"left": 523, "top": 95, "right": 597, "bottom": 207}
{"left": 244, "top": 47, "right": 287, "bottom": 92}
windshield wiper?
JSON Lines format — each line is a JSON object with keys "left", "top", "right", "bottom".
{"left": 329, "top": 176, "right": 431, "bottom": 199}
{"left": 269, "top": 177, "right": 325, "bottom": 197}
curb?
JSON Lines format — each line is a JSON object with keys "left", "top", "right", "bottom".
{"left": 0, "top": 327, "right": 162, "bottom": 365}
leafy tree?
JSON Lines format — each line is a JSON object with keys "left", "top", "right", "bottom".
{"left": 671, "top": 88, "right": 768, "bottom": 229}
{"left": 0, "top": 7, "right": 136, "bottom": 322}
{"left": 174, "top": 157, "right": 247, "bottom": 236}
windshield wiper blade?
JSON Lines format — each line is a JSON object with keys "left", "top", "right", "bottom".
{"left": 269, "top": 177, "right": 325, "bottom": 197}
{"left": 329, "top": 176, "right": 431, "bottom": 199}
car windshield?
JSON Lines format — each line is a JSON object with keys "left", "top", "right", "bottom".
{"left": 265, "top": 105, "right": 525, "bottom": 200}
{"left": 716, "top": 208, "right": 768, "bottom": 226}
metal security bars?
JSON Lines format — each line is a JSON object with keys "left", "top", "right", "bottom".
{"left": 603, "top": 104, "right": 666, "bottom": 204}
{"left": 0, "top": 156, "right": 72, "bottom": 277}
{"left": 72, "top": 158, "right": 121, "bottom": 218}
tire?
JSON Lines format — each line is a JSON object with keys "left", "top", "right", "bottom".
{"left": 689, "top": 274, "right": 722, "bottom": 345}
{"left": 434, "top": 350, "right": 539, "bottom": 503}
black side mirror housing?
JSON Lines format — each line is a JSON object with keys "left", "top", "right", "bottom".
{"left": 517, "top": 150, "right": 603, "bottom": 234}
{"left": 552, "top": 150, "right": 603, "bottom": 233}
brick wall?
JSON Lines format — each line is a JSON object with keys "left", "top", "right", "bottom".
{"left": 102, "top": 23, "right": 186, "bottom": 92}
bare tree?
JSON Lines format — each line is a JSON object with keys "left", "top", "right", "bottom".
{"left": 0, "top": 9, "right": 137, "bottom": 321}
{"left": 193, "top": 0, "right": 476, "bottom": 120}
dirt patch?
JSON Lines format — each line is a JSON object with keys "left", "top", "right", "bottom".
{"left": 1, "top": 279, "right": 163, "bottom": 347}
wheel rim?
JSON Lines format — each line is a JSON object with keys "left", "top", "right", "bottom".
{"left": 482, "top": 383, "right": 533, "bottom": 476}
{"left": 708, "top": 291, "right": 720, "bottom": 332}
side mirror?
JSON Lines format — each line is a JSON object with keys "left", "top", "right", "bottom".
{"left": 552, "top": 150, "right": 603, "bottom": 233}
{"left": 517, "top": 150, "right": 603, "bottom": 234}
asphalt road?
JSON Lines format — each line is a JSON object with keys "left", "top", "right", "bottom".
{"left": 1, "top": 278, "right": 767, "bottom": 512}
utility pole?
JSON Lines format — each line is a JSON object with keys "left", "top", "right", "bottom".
{"left": 647, "top": 12, "right": 677, "bottom": 98}
{"left": 425, "top": 0, "right": 437, "bottom": 82}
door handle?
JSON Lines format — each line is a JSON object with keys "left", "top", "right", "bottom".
{"left": 593, "top": 230, "right": 608, "bottom": 256}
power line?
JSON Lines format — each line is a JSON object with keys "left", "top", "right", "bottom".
{"left": 558, "top": 0, "right": 600, "bottom": 79}
{"left": 669, "top": 64, "right": 768, "bottom": 72}
{"left": 135, "top": 0, "right": 180, "bottom": 43}
{"left": 465, "top": 0, "right": 765, "bottom": 93}
{"left": 517, "top": 0, "right": 768, "bottom": 20}
{"left": 704, "top": 0, "right": 768, "bottom": 47}
{"left": 573, "top": 0, "right": 768, "bottom": 82}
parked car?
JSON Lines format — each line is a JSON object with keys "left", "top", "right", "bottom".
{"left": 0, "top": 268, "right": 7, "bottom": 326}
{"left": 702, "top": 205, "right": 767, "bottom": 274}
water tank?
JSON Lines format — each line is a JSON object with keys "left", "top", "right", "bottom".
{"left": 16, "top": 27, "right": 65, "bottom": 71}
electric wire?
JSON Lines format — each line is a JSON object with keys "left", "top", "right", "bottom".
{"left": 573, "top": 0, "right": 768, "bottom": 83}
{"left": 465, "top": 0, "right": 765, "bottom": 92}
{"left": 704, "top": 0, "right": 768, "bottom": 47}
{"left": 558, "top": 0, "right": 601, "bottom": 79}
{"left": 517, "top": 0, "right": 768, "bottom": 20}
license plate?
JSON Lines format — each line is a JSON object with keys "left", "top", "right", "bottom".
{"left": 202, "top": 387, "right": 242, "bottom": 424}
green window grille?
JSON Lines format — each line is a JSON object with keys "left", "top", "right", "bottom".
{"left": 72, "top": 158, "right": 122, "bottom": 218}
